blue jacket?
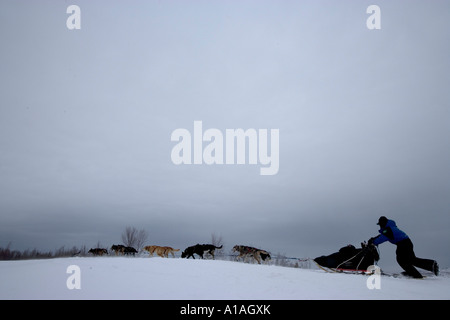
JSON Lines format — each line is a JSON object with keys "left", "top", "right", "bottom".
{"left": 372, "top": 219, "right": 409, "bottom": 245}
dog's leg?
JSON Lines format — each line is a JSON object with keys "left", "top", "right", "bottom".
{"left": 254, "top": 253, "right": 261, "bottom": 264}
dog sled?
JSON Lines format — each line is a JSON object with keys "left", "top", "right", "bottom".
{"left": 313, "top": 242, "right": 380, "bottom": 275}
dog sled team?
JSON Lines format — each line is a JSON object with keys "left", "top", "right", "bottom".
{"left": 87, "top": 243, "right": 271, "bottom": 264}
{"left": 86, "top": 216, "right": 439, "bottom": 277}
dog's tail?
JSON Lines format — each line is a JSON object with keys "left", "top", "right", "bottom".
{"left": 173, "top": 249, "right": 180, "bottom": 252}
{"left": 216, "top": 245, "right": 223, "bottom": 249}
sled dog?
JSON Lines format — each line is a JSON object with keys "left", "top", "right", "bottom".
{"left": 181, "top": 244, "right": 223, "bottom": 259}
{"left": 88, "top": 248, "right": 108, "bottom": 256}
{"left": 111, "top": 244, "right": 125, "bottom": 255}
{"left": 232, "top": 245, "right": 271, "bottom": 264}
{"left": 144, "top": 245, "right": 180, "bottom": 258}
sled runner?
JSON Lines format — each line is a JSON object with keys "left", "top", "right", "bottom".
{"left": 380, "top": 271, "right": 428, "bottom": 279}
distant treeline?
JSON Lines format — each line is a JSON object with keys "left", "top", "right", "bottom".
{"left": 1, "top": 225, "right": 147, "bottom": 261}
{"left": 0, "top": 243, "right": 88, "bottom": 260}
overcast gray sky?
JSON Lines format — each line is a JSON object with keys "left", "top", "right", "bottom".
{"left": 1, "top": 0, "right": 449, "bottom": 269}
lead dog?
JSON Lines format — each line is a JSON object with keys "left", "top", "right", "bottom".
{"left": 181, "top": 244, "right": 223, "bottom": 259}
{"left": 232, "top": 245, "right": 271, "bottom": 264}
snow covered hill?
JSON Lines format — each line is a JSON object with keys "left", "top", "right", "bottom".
{"left": 0, "top": 257, "right": 449, "bottom": 300}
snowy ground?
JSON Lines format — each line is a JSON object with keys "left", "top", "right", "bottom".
{"left": 0, "top": 257, "right": 449, "bottom": 300}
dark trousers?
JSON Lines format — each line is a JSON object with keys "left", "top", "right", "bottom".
{"left": 396, "top": 238, "right": 435, "bottom": 278}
